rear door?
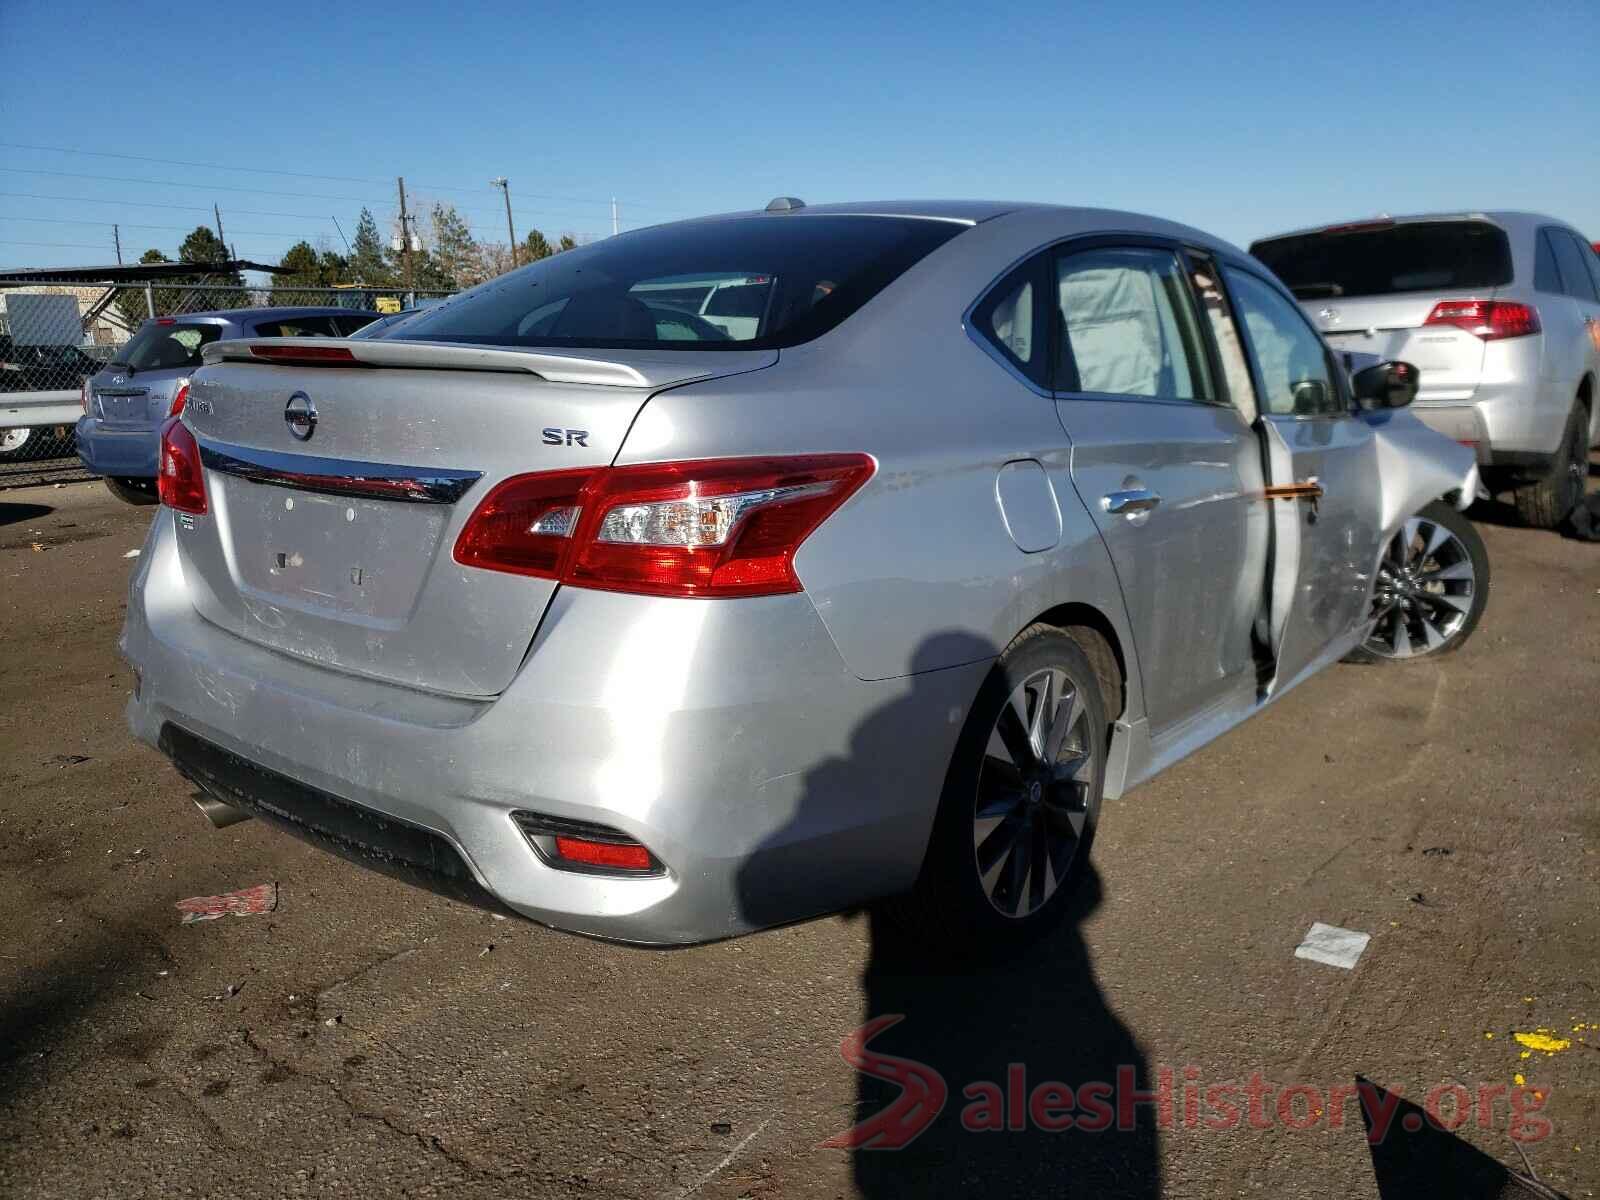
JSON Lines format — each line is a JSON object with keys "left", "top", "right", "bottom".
{"left": 177, "top": 339, "right": 775, "bottom": 697}
{"left": 1543, "top": 228, "right": 1600, "bottom": 424}
{"left": 1053, "top": 240, "right": 1269, "bottom": 734}
{"left": 1220, "top": 266, "right": 1384, "bottom": 687}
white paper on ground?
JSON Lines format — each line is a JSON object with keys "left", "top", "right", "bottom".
{"left": 1294, "top": 922, "right": 1371, "bottom": 970}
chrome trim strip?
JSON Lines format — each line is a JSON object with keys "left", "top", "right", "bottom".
{"left": 196, "top": 439, "right": 482, "bottom": 505}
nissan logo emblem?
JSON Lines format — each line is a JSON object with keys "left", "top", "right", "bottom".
{"left": 284, "top": 392, "right": 317, "bottom": 441}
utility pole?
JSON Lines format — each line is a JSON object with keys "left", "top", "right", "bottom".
{"left": 492, "top": 177, "right": 517, "bottom": 267}
{"left": 611, "top": 198, "right": 619, "bottom": 237}
{"left": 213, "top": 204, "right": 227, "bottom": 261}
{"left": 113, "top": 224, "right": 122, "bottom": 264}
{"left": 396, "top": 177, "right": 414, "bottom": 292}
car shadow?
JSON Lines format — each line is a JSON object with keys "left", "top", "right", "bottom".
{"left": 737, "top": 633, "right": 1159, "bottom": 1198}
{"left": 0, "top": 502, "right": 52, "bottom": 527}
{"left": 1357, "top": 1078, "right": 1567, "bottom": 1199}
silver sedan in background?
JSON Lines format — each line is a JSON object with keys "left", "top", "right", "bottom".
{"left": 122, "top": 201, "right": 1485, "bottom": 952}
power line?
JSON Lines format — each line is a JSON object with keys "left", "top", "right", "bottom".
{"left": 0, "top": 147, "right": 694, "bottom": 216}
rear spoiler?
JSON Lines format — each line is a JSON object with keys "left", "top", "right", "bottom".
{"left": 201, "top": 336, "right": 720, "bottom": 388}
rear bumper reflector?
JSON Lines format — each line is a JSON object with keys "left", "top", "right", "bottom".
{"left": 511, "top": 811, "right": 664, "bottom": 876}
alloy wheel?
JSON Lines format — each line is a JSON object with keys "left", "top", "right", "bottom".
{"left": 1365, "top": 515, "right": 1477, "bottom": 659}
{"left": 973, "top": 667, "right": 1095, "bottom": 917}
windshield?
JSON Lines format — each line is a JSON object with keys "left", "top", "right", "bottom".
{"left": 378, "top": 215, "right": 965, "bottom": 350}
{"left": 1251, "top": 221, "right": 1513, "bottom": 300}
{"left": 116, "top": 321, "right": 223, "bottom": 372}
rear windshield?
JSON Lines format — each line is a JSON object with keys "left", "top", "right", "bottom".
{"left": 378, "top": 216, "right": 965, "bottom": 350}
{"left": 116, "top": 321, "right": 223, "bottom": 372}
{"left": 1250, "top": 221, "right": 1513, "bottom": 300}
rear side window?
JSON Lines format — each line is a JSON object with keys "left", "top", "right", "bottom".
{"left": 115, "top": 322, "right": 223, "bottom": 371}
{"left": 1055, "top": 246, "right": 1214, "bottom": 402}
{"left": 381, "top": 216, "right": 965, "bottom": 351}
{"left": 1534, "top": 230, "right": 1564, "bottom": 294}
{"left": 1549, "top": 230, "right": 1600, "bottom": 303}
{"left": 1250, "top": 222, "right": 1513, "bottom": 299}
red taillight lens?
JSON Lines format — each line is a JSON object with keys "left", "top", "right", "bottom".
{"left": 157, "top": 417, "right": 207, "bottom": 514}
{"left": 453, "top": 454, "right": 875, "bottom": 598}
{"left": 552, "top": 836, "right": 653, "bottom": 871}
{"left": 249, "top": 344, "right": 359, "bottom": 364}
{"left": 1423, "top": 300, "right": 1539, "bottom": 340}
{"left": 168, "top": 380, "right": 190, "bottom": 418}
{"left": 453, "top": 468, "right": 598, "bottom": 578}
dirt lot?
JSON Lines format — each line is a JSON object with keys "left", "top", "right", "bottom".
{"left": 1, "top": 476, "right": 1596, "bottom": 1199}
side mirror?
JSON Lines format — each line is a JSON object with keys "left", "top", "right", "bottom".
{"left": 1352, "top": 360, "right": 1418, "bottom": 410}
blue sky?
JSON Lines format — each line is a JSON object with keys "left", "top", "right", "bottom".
{"left": 0, "top": 0, "right": 1594, "bottom": 270}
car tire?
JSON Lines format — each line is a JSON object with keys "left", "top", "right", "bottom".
{"left": 1512, "top": 402, "right": 1588, "bottom": 529}
{"left": 0, "top": 426, "right": 37, "bottom": 462}
{"left": 882, "top": 623, "right": 1112, "bottom": 962}
{"left": 1345, "top": 500, "right": 1490, "bottom": 664}
{"left": 104, "top": 476, "right": 159, "bottom": 506}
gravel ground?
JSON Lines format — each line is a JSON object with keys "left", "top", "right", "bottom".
{"left": 1, "top": 475, "right": 1596, "bottom": 1200}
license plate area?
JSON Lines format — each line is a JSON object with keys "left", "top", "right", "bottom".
{"left": 219, "top": 479, "right": 446, "bottom": 623}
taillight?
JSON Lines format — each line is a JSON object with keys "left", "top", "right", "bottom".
{"left": 249, "top": 344, "right": 358, "bottom": 364}
{"left": 1423, "top": 300, "right": 1539, "bottom": 340}
{"left": 157, "top": 417, "right": 207, "bottom": 514}
{"left": 453, "top": 468, "right": 598, "bottom": 579}
{"left": 168, "top": 380, "right": 190, "bottom": 418}
{"left": 454, "top": 454, "right": 875, "bottom": 598}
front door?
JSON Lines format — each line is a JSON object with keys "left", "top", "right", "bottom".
{"left": 1221, "top": 266, "right": 1384, "bottom": 691}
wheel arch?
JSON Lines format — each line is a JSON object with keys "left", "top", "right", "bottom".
{"left": 1024, "top": 601, "right": 1129, "bottom": 723}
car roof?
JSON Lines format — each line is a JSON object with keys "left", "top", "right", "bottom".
{"left": 1252, "top": 211, "right": 1574, "bottom": 244}
{"left": 674, "top": 200, "right": 1045, "bottom": 227}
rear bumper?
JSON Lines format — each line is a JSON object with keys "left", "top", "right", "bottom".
{"left": 76, "top": 416, "right": 159, "bottom": 478}
{"left": 121, "top": 509, "right": 984, "bottom": 944}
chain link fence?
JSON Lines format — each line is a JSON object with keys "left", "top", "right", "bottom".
{"left": 1, "top": 282, "right": 453, "bottom": 487}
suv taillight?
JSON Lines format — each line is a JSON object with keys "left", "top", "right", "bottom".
{"left": 168, "top": 380, "right": 190, "bottom": 418}
{"left": 1423, "top": 300, "right": 1539, "bottom": 340}
{"left": 454, "top": 454, "right": 875, "bottom": 598}
{"left": 157, "top": 417, "right": 207, "bottom": 514}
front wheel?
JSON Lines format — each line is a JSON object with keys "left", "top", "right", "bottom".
{"left": 882, "top": 624, "right": 1110, "bottom": 960}
{"left": 1346, "top": 500, "right": 1489, "bottom": 663}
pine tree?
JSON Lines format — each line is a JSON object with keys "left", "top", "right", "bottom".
{"left": 349, "top": 208, "right": 390, "bottom": 285}
{"left": 556, "top": 233, "right": 578, "bottom": 253}
{"left": 430, "top": 203, "right": 482, "bottom": 288}
{"left": 522, "top": 228, "right": 553, "bottom": 262}
{"left": 177, "top": 225, "right": 245, "bottom": 309}
{"left": 114, "top": 250, "right": 172, "bottom": 327}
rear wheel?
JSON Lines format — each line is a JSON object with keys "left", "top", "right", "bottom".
{"left": 1346, "top": 501, "right": 1489, "bottom": 663}
{"left": 1512, "top": 402, "right": 1587, "bottom": 529}
{"left": 104, "top": 476, "right": 159, "bottom": 506}
{"left": 883, "top": 624, "right": 1110, "bottom": 960}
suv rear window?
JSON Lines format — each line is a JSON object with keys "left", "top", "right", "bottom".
{"left": 379, "top": 216, "right": 965, "bottom": 351}
{"left": 1250, "top": 221, "right": 1513, "bottom": 300}
{"left": 115, "top": 321, "right": 223, "bottom": 371}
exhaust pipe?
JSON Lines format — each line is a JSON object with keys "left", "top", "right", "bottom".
{"left": 192, "top": 792, "right": 252, "bottom": 829}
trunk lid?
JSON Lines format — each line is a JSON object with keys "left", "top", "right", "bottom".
{"left": 175, "top": 337, "right": 774, "bottom": 697}
{"left": 1301, "top": 294, "right": 1493, "bottom": 402}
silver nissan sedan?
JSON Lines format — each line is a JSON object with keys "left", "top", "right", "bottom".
{"left": 122, "top": 201, "right": 1485, "bottom": 951}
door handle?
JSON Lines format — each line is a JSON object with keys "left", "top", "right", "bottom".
{"left": 1101, "top": 488, "right": 1161, "bottom": 515}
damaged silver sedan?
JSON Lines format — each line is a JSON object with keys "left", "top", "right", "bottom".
{"left": 121, "top": 201, "right": 1486, "bottom": 953}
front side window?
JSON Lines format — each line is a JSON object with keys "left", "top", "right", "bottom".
{"left": 1223, "top": 269, "right": 1342, "bottom": 418}
{"left": 1055, "top": 247, "right": 1214, "bottom": 402}
{"left": 378, "top": 216, "right": 964, "bottom": 351}
{"left": 1534, "top": 230, "right": 1564, "bottom": 294}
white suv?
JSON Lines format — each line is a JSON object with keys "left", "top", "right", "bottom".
{"left": 1253, "top": 213, "right": 1599, "bottom": 527}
